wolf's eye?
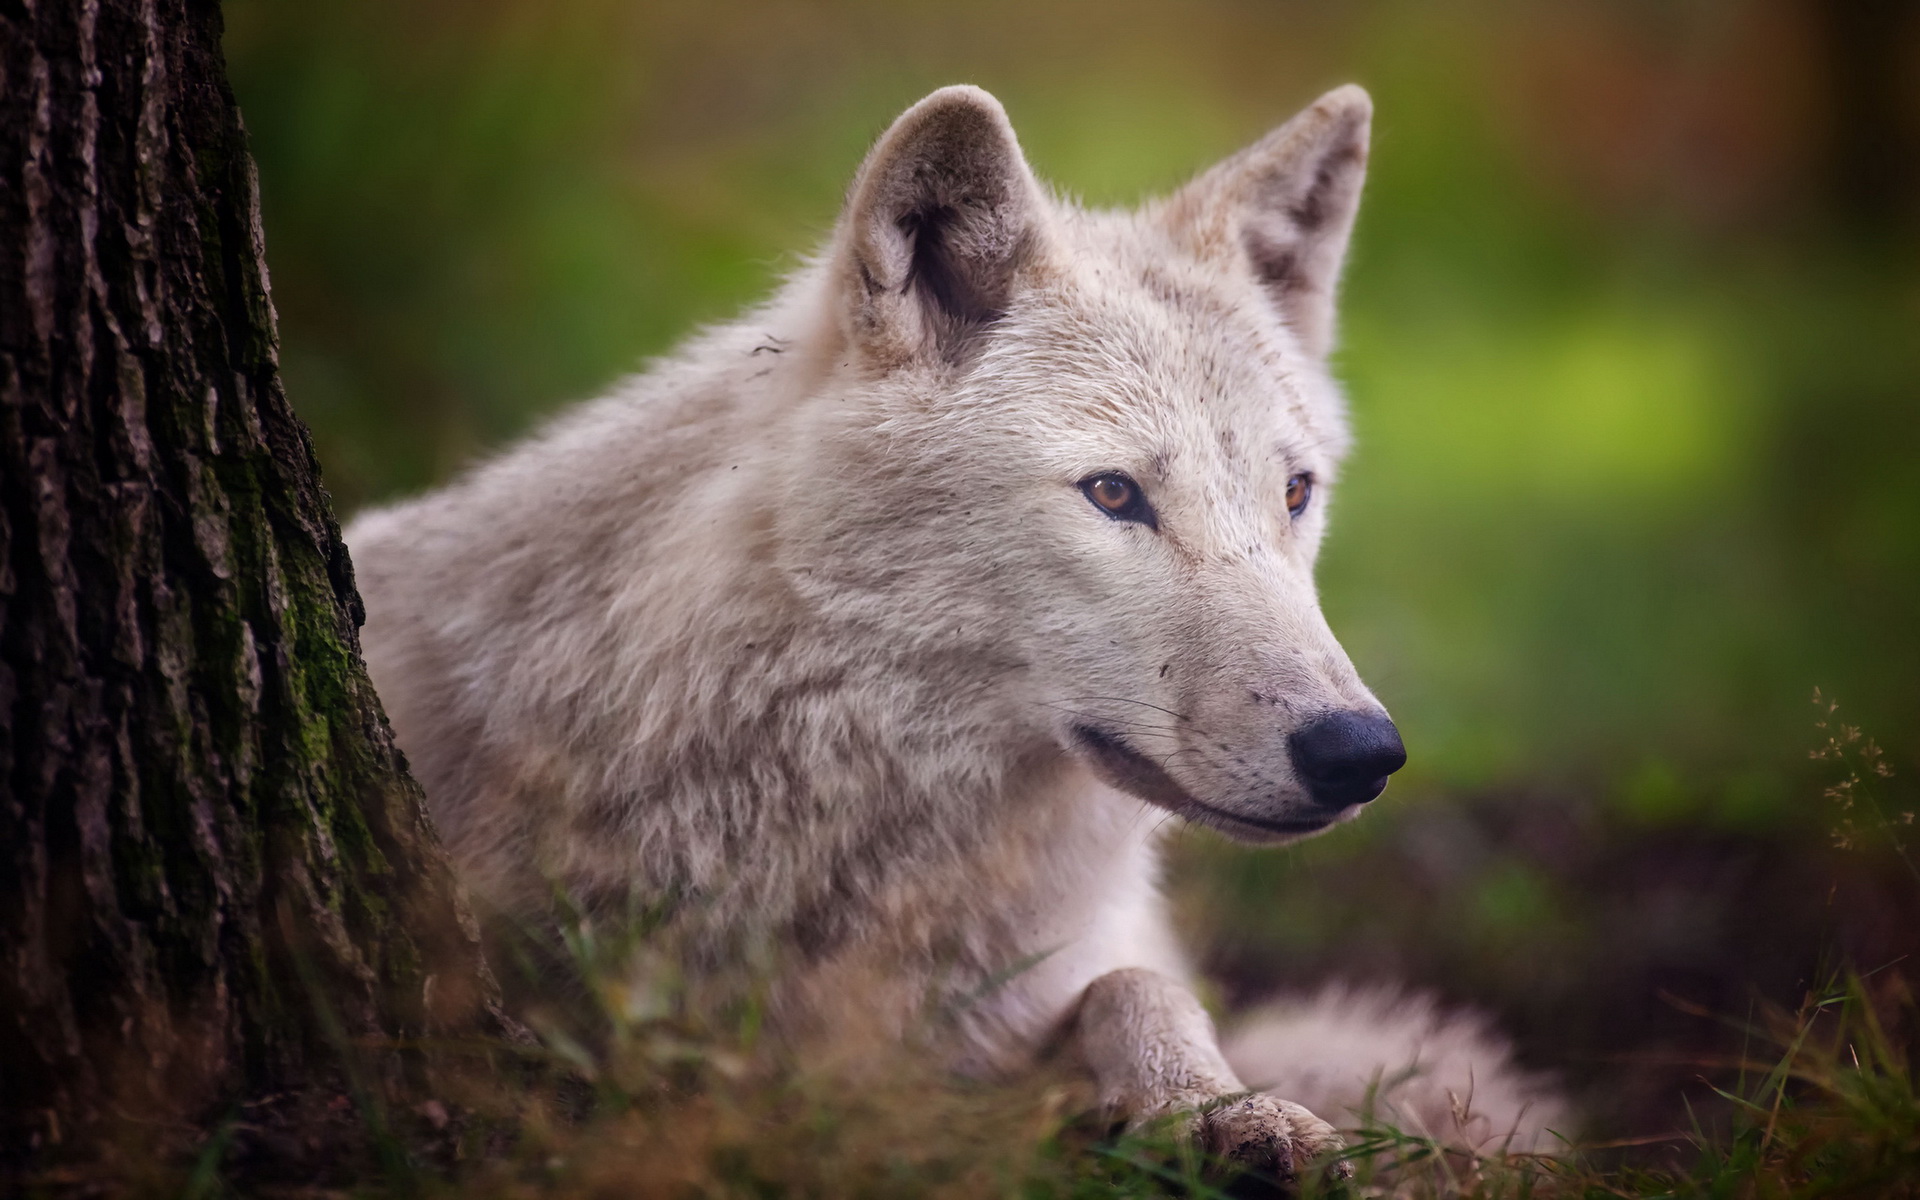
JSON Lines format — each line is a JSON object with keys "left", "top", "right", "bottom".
{"left": 1080, "top": 472, "right": 1158, "bottom": 530}
{"left": 1285, "top": 473, "right": 1313, "bottom": 518}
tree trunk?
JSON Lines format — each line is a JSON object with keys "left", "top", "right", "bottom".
{"left": 0, "top": 0, "right": 507, "bottom": 1171}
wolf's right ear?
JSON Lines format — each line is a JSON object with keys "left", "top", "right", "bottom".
{"left": 1160, "top": 86, "right": 1371, "bottom": 361}
{"left": 831, "top": 86, "right": 1050, "bottom": 369}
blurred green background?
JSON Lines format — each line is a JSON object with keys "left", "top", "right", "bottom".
{"left": 224, "top": 0, "right": 1920, "bottom": 1139}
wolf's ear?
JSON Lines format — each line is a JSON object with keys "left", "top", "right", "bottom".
{"left": 832, "top": 86, "right": 1049, "bottom": 368}
{"left": 1161, "top": 85, "right": 1371, "bottom": 360}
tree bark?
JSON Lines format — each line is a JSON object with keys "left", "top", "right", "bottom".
{"left": 0, "top": 0, "right": 507, "bottom": 1169}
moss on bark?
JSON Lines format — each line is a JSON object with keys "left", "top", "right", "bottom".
{"left": 0, "top": 0, "right": 510, "bottom": 1168}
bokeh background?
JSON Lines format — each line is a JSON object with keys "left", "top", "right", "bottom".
{"left": 223, "top": 0, "right": 1920, "bottom": 1143}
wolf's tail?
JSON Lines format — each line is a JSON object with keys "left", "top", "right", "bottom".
{"left": 1220, "top": 986, "right": 1569, "bottom": 1155}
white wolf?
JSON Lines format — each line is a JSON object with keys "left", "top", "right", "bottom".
{"left": 348, "top": 84, "right": 1562, "bottom": 1171}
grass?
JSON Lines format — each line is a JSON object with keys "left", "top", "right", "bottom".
{"left": 417, "top": 965, "right": 1912, "bottom": 1198}
{"left": 118, "top": 703, "right": 1912, "bottom": 1199}
{"left": 250, "top": 959, "right": 1892, "bottom": 1200}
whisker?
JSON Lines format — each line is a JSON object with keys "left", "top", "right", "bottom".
{"left": 1050, "top": 696, "right": 1192, "bottom": 723}
{"left": 1034, "top": 702, "right": 1185, "bottom": 739}
{"left": 1041, "top": 714, "right": 1183, "bottom": 741}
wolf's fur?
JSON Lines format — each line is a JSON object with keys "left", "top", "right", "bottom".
{"left": 1226, "top": 989, "right": 1567, "bottom": 1154}
{"left": 348, "top": 84, "right": 1559, "bottom": 1164}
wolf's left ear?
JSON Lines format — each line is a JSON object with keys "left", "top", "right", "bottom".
{"left": 1161, "top": 85, "right": 1371, "bottom": 360}
{"left": 832, "top": 86, "right": 1050, "bottom": 368}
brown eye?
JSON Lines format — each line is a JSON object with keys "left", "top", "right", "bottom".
{"left": 1079, "top": 472, "right": 1158, "bottom": 530}
{"left": 1089, "top": 476, "right": 1133, "bottom": 511}
{"left": 1285, "top": 473, "right": 1313, "bottom": 518}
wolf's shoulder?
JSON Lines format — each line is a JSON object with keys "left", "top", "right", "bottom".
{"left": 346, "top": 294, "right": 813, "bottom": 571}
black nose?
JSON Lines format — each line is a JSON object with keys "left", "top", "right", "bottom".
{"left": 1288, "top": 711, "right": 1406, "bottom": 809}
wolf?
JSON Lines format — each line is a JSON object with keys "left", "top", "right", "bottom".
{"left": 347, "top": 84, "right": 1562, "bottom": 1173}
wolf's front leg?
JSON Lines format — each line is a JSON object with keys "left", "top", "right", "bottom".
{"left": 1077, "top": 968, "right": 1349, "bottom": 1180}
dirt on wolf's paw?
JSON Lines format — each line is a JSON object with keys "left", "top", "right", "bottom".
{"left": 1200, "top": 1094, "right": 1353, "bottom": 1188}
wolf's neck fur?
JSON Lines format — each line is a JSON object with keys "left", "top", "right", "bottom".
{"left": 542, "top": 478, "right": 1145, "bottom": 972}
{"left": 351, "top": 272, "right": 1163, "bottom": 1007}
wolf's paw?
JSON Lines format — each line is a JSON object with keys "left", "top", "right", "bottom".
{"left": 1199, "top": 1093, "right": 1352, "bottom": 1183}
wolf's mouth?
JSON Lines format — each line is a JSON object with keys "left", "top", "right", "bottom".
{"left": 1068, "top": 724, "right": 1333, "bottom": 838}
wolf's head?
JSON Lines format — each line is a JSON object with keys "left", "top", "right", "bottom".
{"left": 779, "top": 85, "right": 1401, "bottom": 844}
